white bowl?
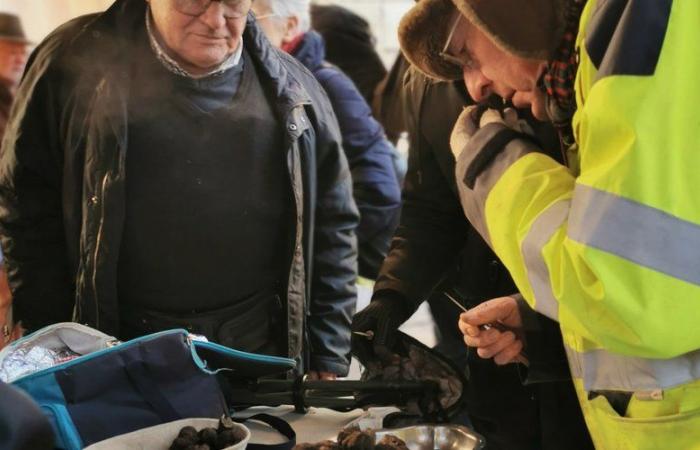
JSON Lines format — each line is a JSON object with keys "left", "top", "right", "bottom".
{"left": 85, "top": 418, "right": 250, "bottom": 450}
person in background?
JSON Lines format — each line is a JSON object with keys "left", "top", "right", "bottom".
{"left": 0, "top": 13, "right": 30, "bottom": 139}
{"left": 0, "top": 13, "right": 30, "bottom": 350}
{"left": 0, "top": 0, "right": 359, "bottom": 380}
{"left": 252, "top": 0, "right": 402, "bottom": 280}
{"left": 309, "top": 4, "right": 386, "bottom": 109}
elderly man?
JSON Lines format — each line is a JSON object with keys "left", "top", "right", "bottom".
{"left": 0, "top": 0, "right": 359, "bottom": 380}
{"left": 400, "top": 0, "right": 700, "bottom": 448}
{"left": 252, "top": 0, "right": 402, "bottom": 280}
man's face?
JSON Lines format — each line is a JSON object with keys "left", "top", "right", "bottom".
{"left": 148, "top": 0, "right": 251, "bottom": 74}
{"left": 445, "top": 14, "right": 549, "bottom": 120}
{"left": 0, "top": 40, "right": 29, "bottom": 87}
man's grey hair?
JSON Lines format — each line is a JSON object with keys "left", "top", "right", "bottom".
{"left": 265, "top": 0, "right": 311, "bottom": 33}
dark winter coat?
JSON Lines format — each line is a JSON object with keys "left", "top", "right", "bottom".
{"left": 0, "top": 0, "right": 359, "bottom": 375}
{"left": 292, "top": 31, "right": 401, "bottom": 279}
{"left": 373, "top": 67, "right": 593, "bottom": 450}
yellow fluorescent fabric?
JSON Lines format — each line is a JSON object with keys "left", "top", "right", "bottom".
{"left": 483, "top": 0, "right": 700, "bottom": 361}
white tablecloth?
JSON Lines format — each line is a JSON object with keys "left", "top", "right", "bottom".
{"left": 234, "top": 406, "right": 398, "bottom": 444}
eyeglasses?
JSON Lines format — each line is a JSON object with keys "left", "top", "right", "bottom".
{"left": 172, "top": 0, "right": 250, "bottom": 19}
{"left": 439, "top": 13, "right": 476, "bottom": 71}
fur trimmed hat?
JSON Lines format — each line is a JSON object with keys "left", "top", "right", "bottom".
{"left": 399, "top": 0, "right": 567, "bottom": 81}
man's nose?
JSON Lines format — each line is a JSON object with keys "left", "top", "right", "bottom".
{"left": 463, "top": 68, "right": 493, "bottom": 103}
{"left": 199, "top": 2, "right": 227, "bottom": 30}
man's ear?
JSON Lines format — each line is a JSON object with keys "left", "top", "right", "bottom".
{"left": 281, "top": 15, "right": 301, "bottom": 44}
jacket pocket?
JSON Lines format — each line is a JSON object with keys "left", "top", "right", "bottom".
{"left": 583, "top": 386, "right": 700, "bottom": 450}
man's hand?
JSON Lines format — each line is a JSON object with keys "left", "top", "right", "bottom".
{"left": 450, "top": 105, "right": 480, "bottom": 160}
{"left": 351, "top": 295, "right": 413, "bottom": 365}
{"left": 451, "top": 107, "right": 536, "bottom": 161}
{"left": 306, "top": 371, "right": 337, "bottom": 381}
{"left": 458, "top": 296, "right": 526, "bottom": 365}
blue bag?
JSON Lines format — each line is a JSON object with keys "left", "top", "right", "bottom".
{"left": 0, "top": 323, "right": 295, "bottom": 449}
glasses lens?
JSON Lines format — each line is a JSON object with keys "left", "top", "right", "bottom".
{"left": 173, "top": 0, "right": 249, "bottom": 18}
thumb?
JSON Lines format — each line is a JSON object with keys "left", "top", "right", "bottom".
{"left": 463, "top": 298, "right": 514, "bottom": 326}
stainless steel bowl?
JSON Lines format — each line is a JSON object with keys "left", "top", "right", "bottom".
{"left": 375, "top": 425, "right": 485, "bottom": 450}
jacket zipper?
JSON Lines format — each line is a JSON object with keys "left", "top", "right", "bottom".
{"left": 91, "top": 172, "right": 110, "bottom": 329}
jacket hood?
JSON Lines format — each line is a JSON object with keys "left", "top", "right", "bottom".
{"left": 292, "top": 31, "right": 326, "bottom": 72}
{"left": 399, "top": 0, "right": 570, "bottom": 81}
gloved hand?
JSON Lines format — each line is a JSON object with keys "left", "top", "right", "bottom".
{"left": 351, "top": 294, "right": 414, "bottom": 365}
{"left": 451, "top": 106, "right": 535, "bottom": 160}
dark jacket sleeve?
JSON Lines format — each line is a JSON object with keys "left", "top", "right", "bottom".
{"left": 299, "top": 67, "right": 360, "bottom": 376}
{"left": 0, "top": 39, "right": 75, "bottom": 331}
{"left": 0, "top": 382, "right": 54, "bottom": 450}
{"left": 314, "top": 66, "right": 401, "bottom": 279}
{"left": 373, "top": 68, "right": 470, "bottom": 310}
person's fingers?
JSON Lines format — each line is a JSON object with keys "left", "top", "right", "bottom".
{"left": 477, "top": 331, "right": 516, "bottom": 359}
{"left": 493, "top": 340, "right": 524, "bottom": 365}
{"left": 479, "top": 108, "right": 504, "bottom": 127}
{"left": 458, "top": 313, "right": 480, "bottom": 336}
{"left": 502, "top": 108, "right": 519, "bottom": 128}
{"left": 463, "top": 298, "right": 514, "bottom": 327}
{"left": 318, "top": 372, "right": 337, "bottom": 381}
{"left": 463, "top": 327, "right": 501, "bottom": 348}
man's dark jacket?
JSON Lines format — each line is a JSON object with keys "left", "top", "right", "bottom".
{"left": 373, "top": 67, "right": 593, "bottom": 450}
{"left": 292, "top": 31, "right": 401, "bottom": 279}
{"left": 0, "top": 0, "right": 359, "bottom": 375}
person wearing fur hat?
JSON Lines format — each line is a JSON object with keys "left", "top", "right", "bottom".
{"left": 400, "top": 0, "right": 700, "bottom": 448}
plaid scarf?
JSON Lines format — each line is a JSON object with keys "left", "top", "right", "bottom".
{"left": 539, "top": 0, "right": 586, "bottom": 156}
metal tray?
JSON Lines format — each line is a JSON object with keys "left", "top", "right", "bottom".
{"left": 375, "top": 425, "right": 485, "bottom": 450}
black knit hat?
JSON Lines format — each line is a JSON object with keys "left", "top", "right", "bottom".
{"left": 0, "top": 13, "right": 32, "bottom": 45}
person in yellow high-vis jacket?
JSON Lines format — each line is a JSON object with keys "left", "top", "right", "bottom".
{"left": 398, "top": 0, "right": 700, "bottom": 448}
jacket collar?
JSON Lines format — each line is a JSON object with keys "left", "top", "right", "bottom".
{"left": 291, "top": 31, "right": 326, "bottom": 72}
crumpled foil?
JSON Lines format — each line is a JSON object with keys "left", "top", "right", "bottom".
{"left": 0, "top": 345, "right": 81, "bottom": 383}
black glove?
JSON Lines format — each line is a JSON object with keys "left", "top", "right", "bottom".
{"left": 351, "top": 292, "right": 415, "bottom": 365}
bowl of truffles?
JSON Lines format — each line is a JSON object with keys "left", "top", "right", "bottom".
{"left": 85, "top": 416, "right": 250, "bottom": 450}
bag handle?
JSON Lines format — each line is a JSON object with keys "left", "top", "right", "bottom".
{"left": 235, "top": 413, "right": 296, "bottom": 450}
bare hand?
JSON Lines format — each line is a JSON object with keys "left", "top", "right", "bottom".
{"left": 306, "top": 371, "right": 337, "bottom": 381}
{"left": 458, "top": 296, "right": 526, "bottom": 365}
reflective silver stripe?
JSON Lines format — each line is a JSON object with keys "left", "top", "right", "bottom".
{"left": 520, "top": 200, "right": 570, "bottom": 321}
{"left": 569, "top": 184, "right": 700, "bottom": 286}
{"left": 565, "top": 344, "right": 700, "bottom": 392}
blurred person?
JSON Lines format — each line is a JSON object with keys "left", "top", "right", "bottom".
{"left": 253, "top": 0, "right": 401, "bottom": 280}
{"left": 309, "top": 4, "right": 386, "bottom": 109}
{"left": 0, "top": 13, "right": 30, "bottom": 138}
{"left": 0, "top": 0, "right": 360, "bottom": 380}
{"left": 401, "top": 0, "right": 700, "bottom": 448}
{"left": 0, "top": 13, "right": 30, "bottom": 350}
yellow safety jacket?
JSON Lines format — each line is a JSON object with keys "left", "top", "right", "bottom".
{"left": 455, "top": 1, "right": 700, "bottom": 448}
